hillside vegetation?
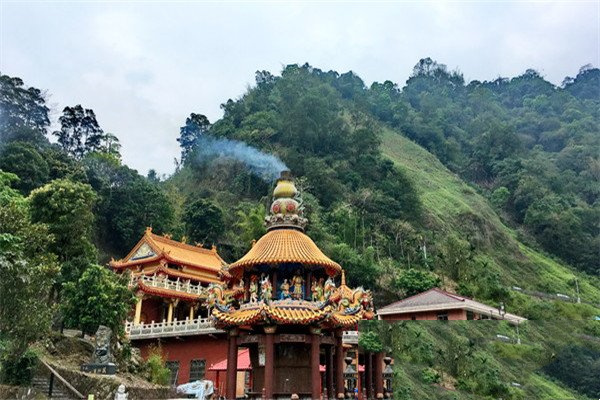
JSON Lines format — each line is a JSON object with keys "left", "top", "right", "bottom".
{"left": 361, "top": 319, "right": 600, "bottom": 400}
{"left": 0, "top": 60, "right": 598, "bottom": 388}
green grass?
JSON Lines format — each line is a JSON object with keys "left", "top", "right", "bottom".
{"left": 379, "top": 128, "right": 600, "bottom": 317}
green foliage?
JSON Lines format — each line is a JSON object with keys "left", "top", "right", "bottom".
{"left": 0, "top": 171, "right": 57, "bottom": 375}
{"left": 52, "top": 105, "right": 105, "bottom": 159}
{"left": 178, "top": 113, "right": 210, "bottom": 164}
{"left": 0, "top": 142, "right": 49, "bottom": 194}
{"left": 183, "top": 197, "right": 224, "bottom": 245}
{"left": 144, "top": 346, "right": 171, "bottom": 386}
{"left": 61, "top": 265, "right": 136, "bottom": 335}
{"left": 421, "top": 367, "right": 441, "bottom": 384}
{"left": 0, "top": 74, "right": 50, "bottom": 138}
{"left": 235, "top": 203, "right": 267, "bottom": 247}
{"left": 543, "top": 345, "right": 600, "bottom": 398}
{"left": 87, "top": 156, "right": 174, "bottom": 255}
{"left": 0, "top": 347, "right": 38, "bottom": 385}
{"left": 29, "top": 179, "right": 97, "bottom": 284}
{"left": 358, "top": 330, "right": 383, "bottom": 353}
{"left": 394, "top": 269, "right": 440, "bottom": 297}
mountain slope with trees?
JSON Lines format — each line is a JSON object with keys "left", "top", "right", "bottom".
{"left": 0, "top": 60, "right": 598, "bottom": 391}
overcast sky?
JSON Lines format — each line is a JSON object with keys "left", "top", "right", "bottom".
{"left": 1, "top": 1, "right": 598, "bottom": 175}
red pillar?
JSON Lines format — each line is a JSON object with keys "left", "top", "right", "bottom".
{"left": 264, "top": 326, "right": 276, "bottom": 400}
{"left": 374, "top": 352, "right": 384, "bottom": 399}
{"left": 310, "top": 328, "right": 321, "bottom": 400}
{"left": 335, "top": 330, "right": 345, "bottom": 399}
{"left": 326, "top": 345, "right": 334, "bottom": 399}
{"left": 365, "top": 352, "right": 373, "bottom": 399}
{"left": 226, "top": 329, "right": 239, "bottom": 400}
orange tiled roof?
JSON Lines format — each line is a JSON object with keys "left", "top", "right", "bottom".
{"left": 212, "top": 306, "right": 265, "bottom": 326}
{"left": 229, "top": 229, "right": 341, "bottom": 277}
{"left": 329, "top": 312, "right": 363, "bottom": 328}
{"left": 111, "top": 229, "right": 225, "bottom": 274}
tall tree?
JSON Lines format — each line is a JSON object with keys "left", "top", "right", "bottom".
{"left": 29, "top": 179, "right": 97, "bottom": 284}
{"left": 53, "top": 105, "right": 104, "bottom": 159}
{"left": 183, "top": 198, "right": 224, "bottom": 245}
{"left": 0, "top": 74, "right": 50, "bottom": 138}
{"left": 0, "top": 172, "right": 58, "bottom": 383}
{"left": 61, "top": 264, "right": 135, "bottom": 335}
{"left": 177, "top": 113, "right": 210, "bottom": 164}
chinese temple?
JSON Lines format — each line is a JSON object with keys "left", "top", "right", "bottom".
{"left": 209, "top": 171, "right": 377, "bottom": 399}
{"left": 111, "top": 171, "right": 386, "bottom": 399}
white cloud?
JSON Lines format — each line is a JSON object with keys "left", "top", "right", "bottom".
{"left": 1, "top": 1, "right": 598, "bottom": 175}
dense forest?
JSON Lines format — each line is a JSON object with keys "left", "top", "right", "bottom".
{"left": 0, "top": 60, "right": 599, "bottom": 396}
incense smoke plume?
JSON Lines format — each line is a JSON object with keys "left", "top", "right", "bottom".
{"left": 195, "top": 135, "right": 287, "bottom": 182}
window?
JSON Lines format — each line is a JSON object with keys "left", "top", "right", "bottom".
{"left": 466, "top": 311, "right": 474, "bottom": 320}
{"left": 411, "top": 315, "right": 416, "bottom": 320}
{"left": 189, "top": 359, "right": 206, "bottom": 382}
{"left": 166, "top": 361, "right": 180, "bottom": 386}
{"left": 437, "top": 313, "right": 449, "bottom": 321}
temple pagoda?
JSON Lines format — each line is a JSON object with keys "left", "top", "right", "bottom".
{"left": 209, "top": 171, "right": 377, "bottom": 400}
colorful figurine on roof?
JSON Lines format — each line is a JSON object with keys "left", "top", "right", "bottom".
{"left": 212, "top": 170, "right": 376, "bottom": 400}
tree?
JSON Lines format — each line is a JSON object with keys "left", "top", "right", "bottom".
{"left": 235, "top": 203, "right": 266, "bottom": 246}
{"left": 177, "top": 113, "right": 210, "bottom": 163}
{"left": 53, "top": 105, "right": 104, "bottom": 159}
{"left": 0, "top": 74, "right": 50, "bottom": 138}
{"left": 61, "top": 265, "right": 135, "bottom": 335}
{"left": 183, "top": 198, "right": 225, "bottom": 245}
{"left": 394, "top": 269, "right": 440, "bottom": 297}
{"left": 0, "top": 172, "right": 58, "bottom": 383}
{"left": 92, "top": 163, "right": 174, "bottom": 255}
{"left": 29, "top": 179, "right": 97, "bottom": 284}
{"left": 0, "top": 141, "right": 49, "bottom": 194}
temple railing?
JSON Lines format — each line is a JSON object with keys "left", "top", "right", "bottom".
{"left": 125, "top": 317, "right": 223, "bottom": 339}
{"left": 131, "top": 274, "right": 207, "bottom": 296}
{"left": 342, "top": 330, "right": 359, "bottom": 344}
{"left": 125, "top": 319, "right": 359, "bottom": 343}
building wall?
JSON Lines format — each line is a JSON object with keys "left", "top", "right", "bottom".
{"left": 137, "top": 334, "right": 228, "bottom": 386}
{"left": 380, "top": 308, "right": 467, "bottom": 321}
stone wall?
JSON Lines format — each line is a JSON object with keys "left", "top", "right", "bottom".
{"left": 48, "top": 362, "right": 176, "bottom": 400}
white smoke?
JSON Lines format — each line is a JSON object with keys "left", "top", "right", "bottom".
{"left": 195, "top": 135, "right": 287, "bottom": 182}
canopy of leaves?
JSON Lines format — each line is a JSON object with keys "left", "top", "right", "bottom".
{"left": 61, "top": 265, "right": 136, "bottom": 335}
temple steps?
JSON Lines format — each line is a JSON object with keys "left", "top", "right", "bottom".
{"left": 31, "top": 375, "right": 76, "bottom": 400}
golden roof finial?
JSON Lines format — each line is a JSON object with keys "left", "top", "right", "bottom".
{"left": 181, "top": 236, "right": 188, "bottom": 244}
{"left": 341, "top": 270, "right": 346, "bottom": 286}
{"left": 251, "top": 239, "right": 257, "bottom": 247}
{"left": 211, "top": 244, "right": 218, "bottom": 253}
{"left": 145, "top": 226, "right": 153, "bottom": 234}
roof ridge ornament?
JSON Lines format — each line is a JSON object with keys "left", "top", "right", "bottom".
{"left": 265, "top": 171, "right": 308, "bottom": 231}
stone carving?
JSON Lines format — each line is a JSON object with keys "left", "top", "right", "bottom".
{"left": 114, "top": 384, "right": 128, "bottom": 400}
{"left": 279, "top": 279, "right": 291, "bottom": 300}
{"left": 94, "top": 325, "right": 112, "bottom": 364}
{"left": 249, "top": 275, "right": 259, "bottom": 303}
{"left": 260, "top": 275, "right": 272, "bottom": 302}
{"left": 324, "top": 277, "right": 336, "bottom": 300}
{"left": 291, "top": 272, "right": 304, "bottom": 300}
{"left": 80, "top": 325, "right": 116, "bottom": 374}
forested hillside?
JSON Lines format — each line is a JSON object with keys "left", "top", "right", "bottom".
{"left": 0, "top": 60, "right": 598, "bottom": 386}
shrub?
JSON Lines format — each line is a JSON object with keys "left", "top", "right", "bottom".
{"left": 0, "top": 347, "right": 38, "bottom": 385}
{"left": 421, "top": 367, "right": 441, "bottom": 384}
{"left": 145, "top": 346, "right": 171, "bottom": 386}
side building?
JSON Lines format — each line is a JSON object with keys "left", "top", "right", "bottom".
{"left": 110, "top": 228, "right": 232, "bottom": 390}
{"left": 377, "top": 288, "right": 526, "bottom": 325}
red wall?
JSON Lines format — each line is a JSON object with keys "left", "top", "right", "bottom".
{"left": 380, "top": 308, "right": 466, "bottom": 321}
{"left": 137, "top": 334, "right": 229, "bottom": 385}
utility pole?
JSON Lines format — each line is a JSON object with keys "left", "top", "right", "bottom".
{"left": 575, "top": 278, "right": 581, "bottom": 304}
{"left": 516, "top": 322, "right": 521, "bottom": 345}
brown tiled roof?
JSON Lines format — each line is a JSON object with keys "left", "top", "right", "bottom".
{"left": 229, "top": 229, "right": 341, "bottom": 277}
{"left": 377, "top": 288, "right": 527, "bottom": 324}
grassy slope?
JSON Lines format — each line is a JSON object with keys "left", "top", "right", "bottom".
{"left": 381, "top": 320, "right": 599, "bottom": 400}
{"left": 379, "top": 128, "right": 600, "bottom": 315}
